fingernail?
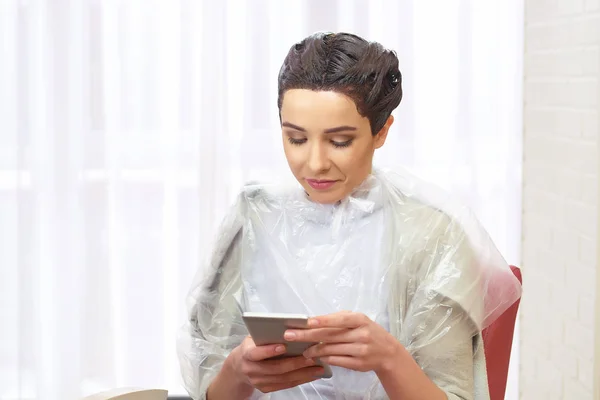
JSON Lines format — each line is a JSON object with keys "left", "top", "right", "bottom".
{"left": 304, "top": 356, "right": 314, "bottom": 364}
{"left": 308, "top": 319, "right": 319, "bottom": 327}
{"left": 284, "top": 331, "right": 296, "bottom": 340}
{"left": 275, "top": 345, "right": 285, "bottom": 353}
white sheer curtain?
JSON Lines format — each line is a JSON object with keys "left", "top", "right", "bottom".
{"left": 0, "top": 0, "right": 523, "bottom": 399}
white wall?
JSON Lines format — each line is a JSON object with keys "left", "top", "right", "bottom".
{"left": 521, "top": 0, "right": 600, "bottom": 398}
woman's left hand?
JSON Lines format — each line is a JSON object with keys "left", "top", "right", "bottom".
{"left": 283, "top": 311, "right": 405, "bottom": 375}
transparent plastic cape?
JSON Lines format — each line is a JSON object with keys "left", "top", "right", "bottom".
{"left": 177, "top": 168, "right": 522, "bottom": 400}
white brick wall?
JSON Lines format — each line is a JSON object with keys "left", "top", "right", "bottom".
{"left": 522, "top": 0, "right": 600, "bottom": 399}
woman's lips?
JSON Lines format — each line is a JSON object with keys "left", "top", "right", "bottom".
{"left": 305, "top": 179, "right": 338, "bottom": 190}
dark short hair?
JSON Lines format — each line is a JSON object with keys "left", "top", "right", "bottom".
{"left": 277, "top": 32, "right": 403, "bottom": 135}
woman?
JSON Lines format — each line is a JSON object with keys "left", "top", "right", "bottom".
{"left": 177, "top": 32, "right": 521, "bottom": 400}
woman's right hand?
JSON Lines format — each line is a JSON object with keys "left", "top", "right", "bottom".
{"left": 229, "top": 336, "right": 325, "bottom": 394}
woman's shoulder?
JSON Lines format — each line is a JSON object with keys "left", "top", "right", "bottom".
{"left": 377, "top": 168, "right": 521, "bottom": 330}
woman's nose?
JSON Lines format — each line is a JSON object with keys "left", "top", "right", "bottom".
{"left": 307, "top": 143, "right": 331, "bottom": 173}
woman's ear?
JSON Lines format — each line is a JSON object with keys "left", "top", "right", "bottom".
{"left": 374, "top": 115, "right": 394, "bottom": 149}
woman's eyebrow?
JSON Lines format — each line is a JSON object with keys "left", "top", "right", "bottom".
{"left": 282, "top": 122, "right": 306, "bottom": 132}
{"left": 323, "top": 125, "right": 357, "bottom": 134}
{"left": 282, "top": 122, "right": 357, "bottom": 134}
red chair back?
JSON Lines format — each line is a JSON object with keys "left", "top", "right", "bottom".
{"left": 482, "top": 265, "right": 522, "bottom": 400}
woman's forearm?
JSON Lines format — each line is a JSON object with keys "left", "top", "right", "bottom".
{"left": 376, "top": 343, "right": 448, "bottom": 400}
{"left": 206, "top": 354, "right": 254, "bottom": 400}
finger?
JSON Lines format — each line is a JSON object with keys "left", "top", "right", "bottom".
{"left": 258, "top": 375, "right": 321, "bottom": 394}
{"left": 320, "top": 355, "right": 369, "bottom": 372}
{"left": 254, "top": 366, "right": 324, "bottom": 386}
{"left": 303, "top": 343, "right": 367, "bottom": 359}
{"left": 285, "top": 326, "right": 369, "bottom": 343}
{"left": 244, "top": 343, "right": 287, "bottom": 362}
{"left": 259, "top": 355, "right": 317, "bottom": 375}
{"left": 307, "top": 311, "right": 370, "bottom": 329}
{"left": 284, "top": 327, "right": 348, "bottom": 342}
{"left": 243, "top": 356, "right": 314, "bottom": 378}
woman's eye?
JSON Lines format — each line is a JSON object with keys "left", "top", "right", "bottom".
{"left": 287, "top": 137, "right": 307, "bottom": 146}
{"left": 331, "top": 139, "right": 353, "bottom": 148}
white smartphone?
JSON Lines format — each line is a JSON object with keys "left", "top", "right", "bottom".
{"left": 242, "top": 312, "right": 333, "bottom": 379}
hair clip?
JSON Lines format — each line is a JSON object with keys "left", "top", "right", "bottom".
{"left": 323, "top": 32, "right": 336, "bottom": 42}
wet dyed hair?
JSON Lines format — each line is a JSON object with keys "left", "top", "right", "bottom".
{"left": 277, "top": 32, "right": 403, "bottom": 135}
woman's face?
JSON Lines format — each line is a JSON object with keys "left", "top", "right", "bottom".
{"left": 280, "top": 89, "right": 393, "bottom": 204}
